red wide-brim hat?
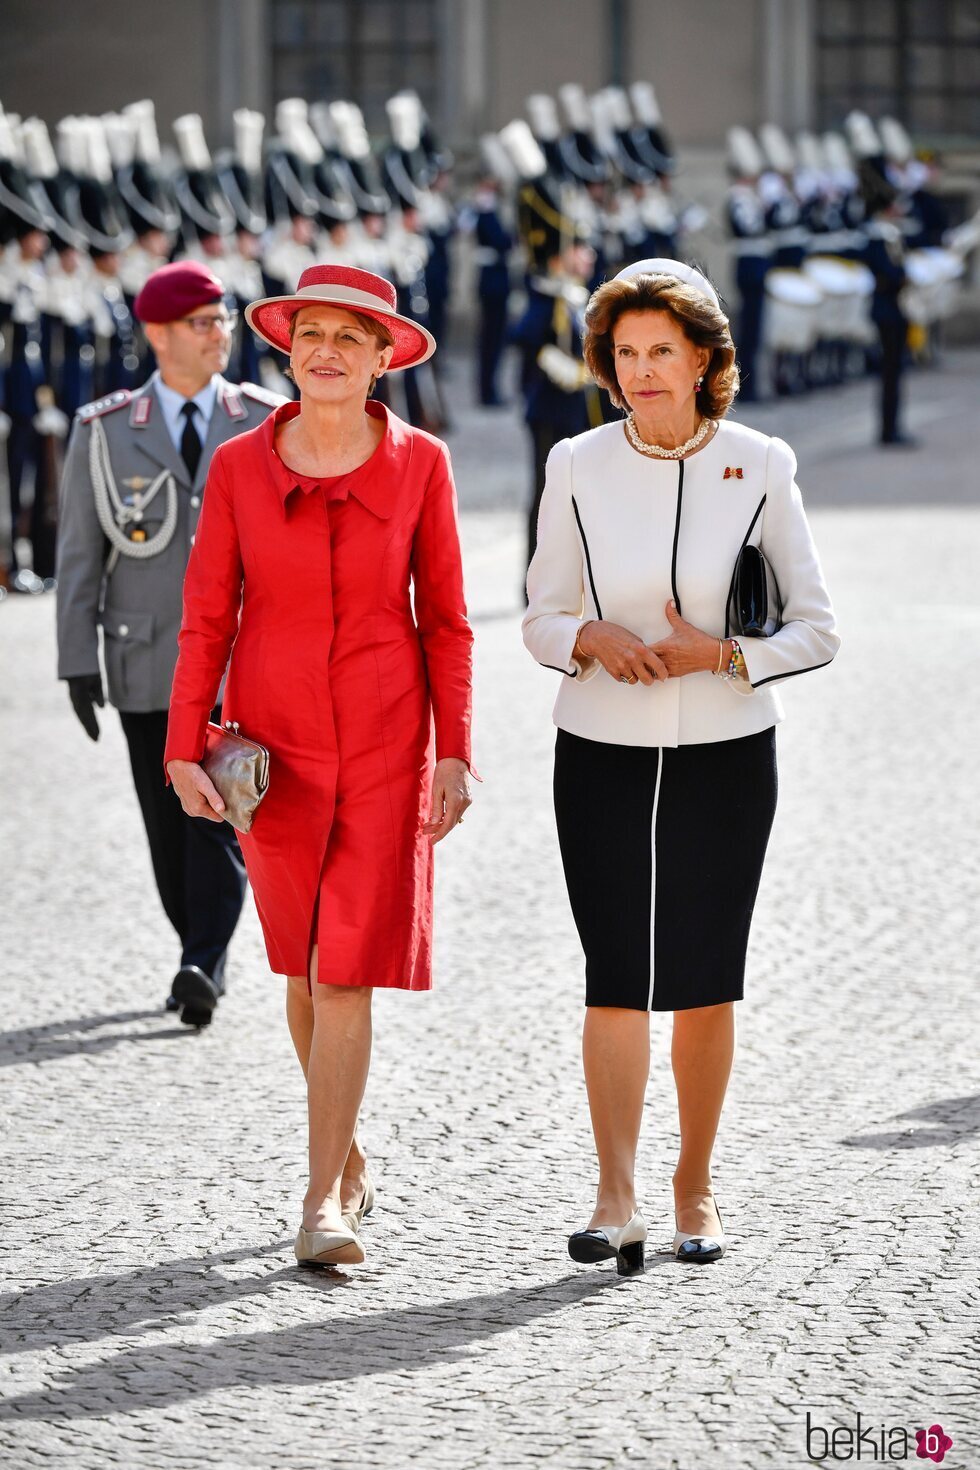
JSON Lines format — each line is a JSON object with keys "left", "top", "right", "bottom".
{"left": 244, "top": 264, "right": 436, "bottom": 371}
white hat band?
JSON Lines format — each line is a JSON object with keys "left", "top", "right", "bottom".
{"left": 290, "top": 283, "right": 399, "bottom": 315}
{"left": 614, "top": 257, "right": 721, "bottom": 308}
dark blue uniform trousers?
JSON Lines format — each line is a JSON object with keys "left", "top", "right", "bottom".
{"left": 120, "top": 709, "right": 247, "bottom": 988}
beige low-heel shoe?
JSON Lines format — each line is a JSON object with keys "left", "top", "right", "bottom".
{"left": 294, "top": 1222, "right": 365, "bottom": 1267}
{"left": 341, "top": 1173, "right": 376, "bottom": 1234}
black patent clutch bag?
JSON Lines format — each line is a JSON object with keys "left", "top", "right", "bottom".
{"left": 201, "top": 720, "right": 270, "bottom": 833}
{"left": 729, "top": 544, "right": 783, "bottom": 639}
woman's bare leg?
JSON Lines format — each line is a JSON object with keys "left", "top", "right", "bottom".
{"left": 582, "top": 1006, "right": 650, "bottom": 1229}
{"left": 285, "top": 974, "right": 314, "bottom": 1075}
{"left": 287, "top": 954, "right": 369, "bottom": 1218}
{"left": 670, "top": 1001, "right": 735, "bottom": 1235}
{"left": 302, "top": 945, "right": 374, "bottom": 1231}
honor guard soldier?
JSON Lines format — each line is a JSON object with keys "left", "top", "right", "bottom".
{"left": 501, "top": 120, "right": 600, "bottom": 572}
{"left": 859, "top": 162, "right": 913, "bottom": 447}
{"left": 215, "top": 109, "right": 269, "bottom": 385}
{"left": 55, "top": 261, "right": 286, "bottom": 1025}
{"left": 262, "top": 100, "right": 326, "bottom": 310}
{"left": 20, "top": 117, "right": 97, "bottom": 424}
{"left": 0, "top": 117, "right": 56, "bottom": 592}
{"left": 416, "top": 105, "right": 457, "bottom": 354}
{"left": 725, "top": 126, "right": 773, "bottom": 402}
{"left": 114, "top": 101, "right": 180, "bottom": 301}
{"left": 461, "top": 135, "right": 516, "bottom": 406}
{"left": 759, "top": 124, "right": 810, "bottom": 268}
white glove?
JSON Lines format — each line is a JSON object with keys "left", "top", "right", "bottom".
{"left": 33, "top": 404, "right": 71, "bottom": 438}
{"left": 538, "top": 344, "right": 589, "bottom": 392}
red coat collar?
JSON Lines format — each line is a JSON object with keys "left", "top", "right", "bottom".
{"left": 265, "top": 399, "right": 413, "bottom": 519}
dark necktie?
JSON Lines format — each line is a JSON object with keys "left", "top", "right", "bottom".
{"left": 180, "top": 400, "right": 202, "bottom": 482}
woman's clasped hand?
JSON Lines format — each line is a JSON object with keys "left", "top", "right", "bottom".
{"left": 578, "top": 600, "right": 721, "bottom": 684}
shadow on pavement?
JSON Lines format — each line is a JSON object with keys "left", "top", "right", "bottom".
{"left": 840, "top": 1092, "right": 980, "bottom": 1149}
{"left": 0, "top": 1010, "right": 191, "bottom": 1067}
{"left": 0, "top": 1241, "right": 295, "bottom": 1359}
{"left": 0, "top": 1260, "right": 621, "bottom": 1420}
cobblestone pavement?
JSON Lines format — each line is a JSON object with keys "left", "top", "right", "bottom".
{"left": 1, "top": 352, "right": 979, "bottom": 1469}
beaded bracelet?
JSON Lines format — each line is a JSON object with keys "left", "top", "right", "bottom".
{"left": 725, "top": 638, "right": 746, "bottom": 681}
{"left": 715, "top": 638, "right": 746, "bottom": 681}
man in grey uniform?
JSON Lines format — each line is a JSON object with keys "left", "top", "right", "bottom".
{"left": 55, "top": 261, "right": 284, "bottom": 1026}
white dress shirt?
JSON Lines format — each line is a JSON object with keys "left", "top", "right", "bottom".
{"left": 522, "top": 417, "right": 840, "bottom": 748}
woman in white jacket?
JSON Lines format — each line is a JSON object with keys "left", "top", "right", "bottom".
{"left": 522, "top": 258, "right": 839, "bottom": 1276}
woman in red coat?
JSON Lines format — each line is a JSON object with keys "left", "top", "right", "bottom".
{"left": 165, "top": 266, "right": 476, "bottom": 1268}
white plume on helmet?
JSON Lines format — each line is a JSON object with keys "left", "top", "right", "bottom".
{"left": 498, "top": 119, "right": 547, "bottom": 180}
{"left": 124, "top": 100, "right": 163, "bottom": 166}
{"left": 233, "top": 109, "right": 265, "bottom": 175}
{"left": 387, "top": 93, "right": 423, "bottom": 153}
{"left": 629, "top": 82, "right": 663, "bottom": 126}
{"left": 275, "top": 99, "right": 323, "bottom": 165}
{"left": 525, "top": 94, "right": 561, "bottom": 143}
{"left": 20, "top": 117, "right": 59, "bottom": 179}
{"left": 173, "top": 114, "right": 213, "bottom": 172}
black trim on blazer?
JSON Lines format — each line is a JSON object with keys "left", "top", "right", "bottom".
{"left": 724, "top": 493, "right": 768, "bottom": 638}
{"left": 751, "top": 656, "right": 836, "bottom": 689}
{"left": 571, "top": 495, "right": 603, "bottom": 620}
{"left": 543, "top": 662, "right": 576, "bottom": 677}
{"left": 670, "top": 459, "right": 684, "bottom": 614}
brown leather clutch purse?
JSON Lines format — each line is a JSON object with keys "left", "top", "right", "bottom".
{"left": 201, "top": 721, "right": 270, "bottom": 833}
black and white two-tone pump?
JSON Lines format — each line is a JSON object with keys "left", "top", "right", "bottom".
{"left": 673, "top": 1197, "right": 726, "bottom": 1264}
{"left": 568, "top": 1209, "right": 647, "bottom": 1276}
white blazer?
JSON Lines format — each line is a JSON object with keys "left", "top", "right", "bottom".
{"left": 522, "top": 418, "right": 840, "bottom": 747}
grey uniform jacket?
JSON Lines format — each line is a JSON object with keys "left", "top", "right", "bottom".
{"left": 55, "top": 373, "right": 286, "bottom": 712}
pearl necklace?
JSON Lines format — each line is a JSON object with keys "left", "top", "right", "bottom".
{"left": 624, "top": 412, "right": 714, "bottom": 460}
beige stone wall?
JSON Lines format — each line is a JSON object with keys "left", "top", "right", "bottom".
{"left": 476, "top": 0, "right": 771, "bottom": 143}
{"left": 1, "top": 0, "right": 770, "bottom": 151}
{"left": 483, "top": 0, "right": 611, "bottom": 128}
{"left": 0, "top": 0, "right": 269, "bottom": 146}
{"left": 627, "top": 0, "right": 767, "bottom": 145}
{"left": 0, "top": 0, "right": 211, "bottom": 129}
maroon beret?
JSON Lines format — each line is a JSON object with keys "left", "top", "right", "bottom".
{"left": 133, "top": 261, "right": 226, "bottom": 323}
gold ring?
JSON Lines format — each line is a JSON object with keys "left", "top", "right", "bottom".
{"left": 457, "top": 815, "right": 465, "bottom": 824}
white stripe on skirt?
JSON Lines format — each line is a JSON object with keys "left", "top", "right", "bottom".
{"left": 647, "top": 749, "right": 665, "bottom": 1011}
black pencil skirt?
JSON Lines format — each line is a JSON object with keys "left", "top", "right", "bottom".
{"left": 553, "top": 726, "right": 778, "bottom": 1012}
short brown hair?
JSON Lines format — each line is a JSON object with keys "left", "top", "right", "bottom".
{"left": 583, "top": 273, "right": 739, "bottom": 418}
{"left": 287, "top": 307, "right": 395, "bottom": 394}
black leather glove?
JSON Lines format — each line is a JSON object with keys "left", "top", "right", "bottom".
{"left": 67, "top": 674, "right": 105, "bottom": 742}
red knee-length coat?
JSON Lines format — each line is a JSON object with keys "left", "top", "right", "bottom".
{"left": 164, "top": 400, "right": 476, "bottom": 986}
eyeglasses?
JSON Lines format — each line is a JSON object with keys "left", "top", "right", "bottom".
{"left": 179, "top": 311, "right": 239, "bottom": 335}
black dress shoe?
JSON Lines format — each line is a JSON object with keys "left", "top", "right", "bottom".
{"left": 180, "top": 1005, "right": 214, "bottom": 1029}
{"left": 880, "top": 433, "right": 920, "bottom": 448}
{"left": 165, "top": 994, "right": 180, "bottom": 1013}
{"left": 171, "top": 965, "right": 221, "bottom": 1022}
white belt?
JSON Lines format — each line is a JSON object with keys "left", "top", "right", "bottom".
{"left": 472, "top": 247, "right": 507, "bottom": 266}
{"left": 733, "top": 238, "right": 773, "bottom": 257}
{"left": 775, "top": 227, "right": 810, "bottom": 248}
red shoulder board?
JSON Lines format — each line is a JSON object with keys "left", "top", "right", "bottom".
{"left": 76, "top": 390, "right": 133, "bottom": 424}
{"left": 221, "top": 387, "right": 247, "bottom": 420}
{"left": 239, "top": 381, "right": 289, "bottom": 409}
